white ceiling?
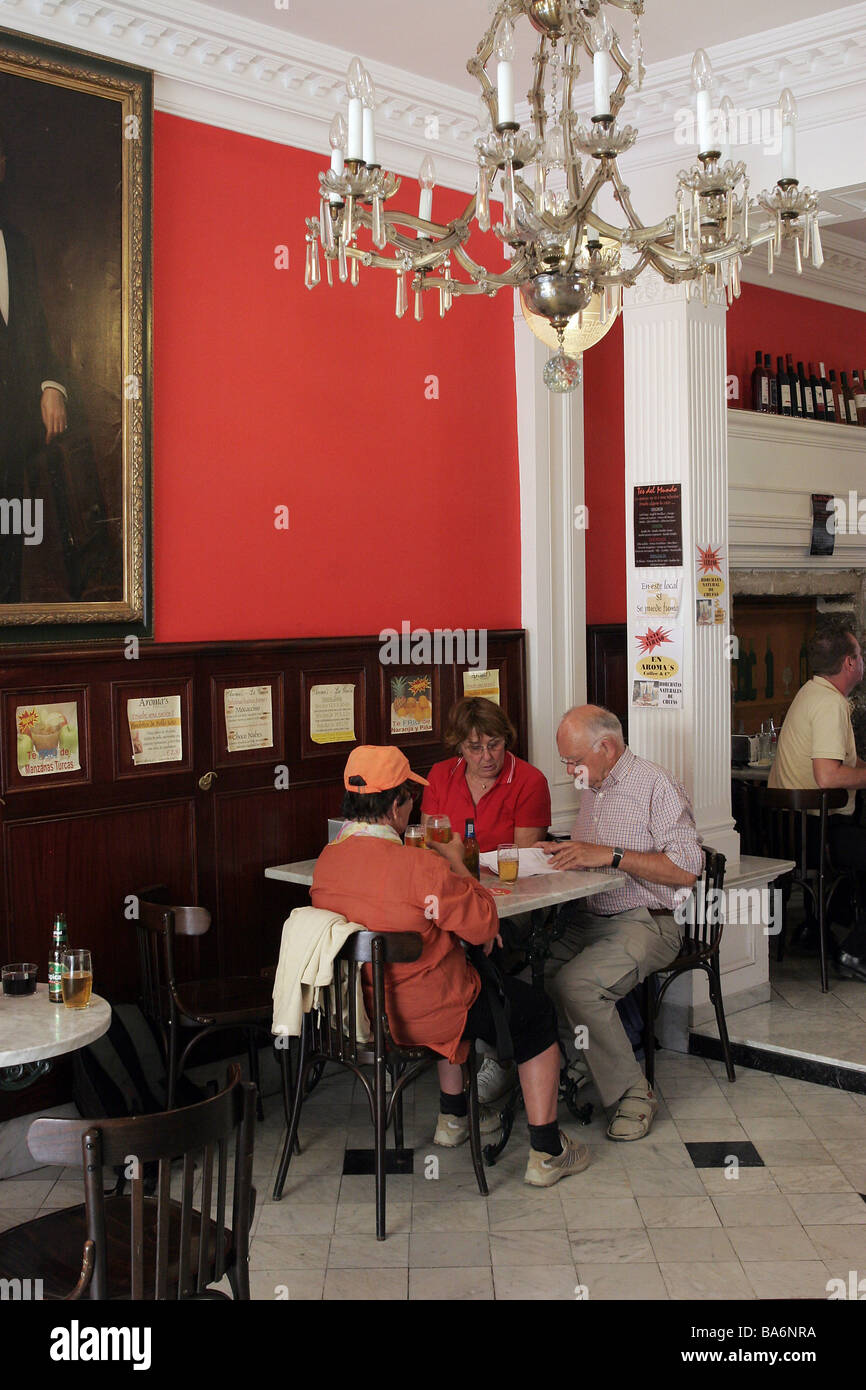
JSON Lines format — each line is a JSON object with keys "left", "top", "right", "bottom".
{"left": 204, "top": 0, "right": 865, "bottom": 88}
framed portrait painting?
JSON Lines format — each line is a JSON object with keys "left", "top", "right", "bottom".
{"left": 0, "top": 27, "right": 152, "bottom": 642}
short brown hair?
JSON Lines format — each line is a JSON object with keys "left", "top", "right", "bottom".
{"left": 807, "top": 618, "right": 859, "bottom": 677}
{"left": 444, "top": 697, "right": 516, "bottom": 754}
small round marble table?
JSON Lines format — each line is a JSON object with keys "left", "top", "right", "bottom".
{"left": 0, "top": 984, "right": 111, "bottom": 1091}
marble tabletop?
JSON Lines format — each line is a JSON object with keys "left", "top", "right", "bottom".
{"left": 265, "top": 859, "right": 626, "bottom": 920}
{"left": 0, "top": 984, "right": 111, "bottom": 1069}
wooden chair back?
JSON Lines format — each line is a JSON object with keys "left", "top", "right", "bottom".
{"left": 307, "top": 930, "right": 423, "bottom": 1066}
{"left": 27, "top": 1065, "right": 255, "bottom": 1300}
{"left": 674, "top": 847, "right": 727, "bottom": 953}
{"left": 134, "top": 899, "right": 211, "bottom": 1030}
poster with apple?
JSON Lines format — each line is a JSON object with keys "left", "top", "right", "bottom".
{"left": 17, "top": 702, "right": 80, "bottom": 777}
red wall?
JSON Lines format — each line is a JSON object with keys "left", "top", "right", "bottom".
{"left": 583, "top": 285, "right": 866, "bottom": 627}
{"left": 726, "top": 284, "right": 866, "bottom": 411}
{"left": 152, "top": 115, "right": 520, "bottom": 641}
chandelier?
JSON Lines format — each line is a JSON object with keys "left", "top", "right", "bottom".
{"left": 304, "top": 0, "right": 823, "bottom": 393}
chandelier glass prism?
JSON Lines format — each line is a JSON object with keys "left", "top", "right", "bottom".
{"left": 305, "top": 0, "right": 823, "bottom": 393}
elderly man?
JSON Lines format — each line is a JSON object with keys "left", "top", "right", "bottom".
{"left": 768, "top": 618, "right": 866, "bottom": 981}
{"left": 540, "top": 705, "right": 703, "bottom": 1140}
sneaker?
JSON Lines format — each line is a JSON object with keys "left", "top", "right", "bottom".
{"left": 524, "top": 1131, "right": 591, "bottom": 1187}
{"left": 476, "top": 1057, "right": 518, "bottom": 1105}
{"left": 433, "top": 1106, "right": 502, "bottom": 1148}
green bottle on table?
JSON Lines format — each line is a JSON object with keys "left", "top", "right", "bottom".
{"left": 463, "top": 819, "right": 480, "bottom": 879}
{"left": 48, "top": 911, "right": 67, "bottom": 1004}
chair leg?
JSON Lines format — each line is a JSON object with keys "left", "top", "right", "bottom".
{"left": 277, "top": 1041, "right": 301, "bottom": 1155}
{"left": 465, "top": 1050, "right": 489, "bottom": 1197}
{"left": 247, "top": 1030, "right": 265, "bottom": 1121}
{"left": 392, "top": 1066, "right": 405, "bottom": 1151}
{"left": 818, "top": 870, "right": 829, "bottom": 995}
{"left": 273, "top": 1023, "right": 308, "bottom": 1201}
{"left": 707, "top": 960, "right": 736, "bottom": 1082}
{"left": 642, "top": 975, "right": 656, "bottom": 1089}
{"left": 374, "top": 1041, "right": 387, "bottom": 1241}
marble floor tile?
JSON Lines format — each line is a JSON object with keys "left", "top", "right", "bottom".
{"left": 493, "top": 1264, "right": 581, "bottom": 1300}
{"left": 738, "top": 1115, "right": 816, "bottom": 1142}
{"left": 786, "top": 1192, "right": 866, "bottom": 1225}
{"left": 408, "top": 1231, "right": 491, "bottom": 1267}
{"left": 569, "top": 1228, "right": 656, "bottom": 1264}
{"left": 249, "top": 1234, "right": 330, "bottom": 1270}
{"left": 637, "top": 1195, "right": 721, "bottom": 1228}
{"left": 665, "top": 1096, "right": 740, "bottom": 1120}
{"left": 648, "top": 1226, "right": 737, "bottom": 1263}
{"left": 247, "top": 1270, "right": 324, "bottom": 1301}
{"left": 805, "top": 1224, "right": 866, "bottom": 1265}
{"left": 486, "top": 1196, "right": 570, "bottom": 1231}
{"left": 743, "top": 1261, "right": 833, "bottom": 1300}
{"left": 256, "top": 1202, "right": 337, "bottom": 1235}
{"left": 673, "top": 1121, "right": 750, "bottom": 1144}
{"left": 409, "top": 1266, "right": 494, "bottom": 1300}
{"left": 264, "top": 1175, "right": 342, "bottom": 1205}
{"left": 576, "top": 1262, "right": 669, "bottom": 1300}
{"left": 489, "top": 1229, "right": 574, "bottom": 1266}
{"left": 559, "top": 1195, "right": 644, "bottom": 1230}
{"left": 323, "top": 1268, "right": 408, "bottom": 1300}
{"left": 327, "top": 1234, "right": 409, "bottom": 1268}
{"left": 626, "top": 1168, "right": 706, "bottom": 1197}
{"left": 619, "top": 1140, "right": 695, "bottom": 1171}
{"left": 754, "top": 1140, "right": 833, "bottom": 1167}
{"left": 711, "top": 1193, "right": 799, "bottom": 1227}
{"left": 699, "top": 1168, "right": 780, "bottom": 1195}
{"left": 726, "top": 1223, "right": 821, "bottom": 1262}
{"left": 0, "top": 1207, "right": 40, "bottom": 1234}
{"left": 0, "top": 1181, "right": 56, "bottom": 1208}
{"left": 804, "top": 1114, "right": 866, "bottom": 1141}
{"left": 836, "top": 1164, "right": 866, "bottom": 1192}
{"left": 768, "top": 1164, "right": 854, "bottom": 1194}
{"left": 410, "top": 1200, "right": 489, "bottom": 1232}
{"left": 333, "top": 1202, "right": 412, "bottom": 1235}
{"left": 727, "top": 1093, "right": 799, "bottom": 1118}
{"left": 659, "top": 1260, "right": 755, "bottom": 1300}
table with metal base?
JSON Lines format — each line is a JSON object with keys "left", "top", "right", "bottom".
{"left": 0, "top": 984, "right": 111, "bottom": 1091}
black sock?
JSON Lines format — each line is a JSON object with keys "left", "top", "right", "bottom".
{"left": 528, "top": 1122, "right": 562, "bottom": 1156}
{"left": 440, "top": 1091, "right": 467, "bottom": 1118}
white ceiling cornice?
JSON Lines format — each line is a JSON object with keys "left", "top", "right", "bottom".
{"left": 740, "top": 228, "right": 866, "bottom": 311}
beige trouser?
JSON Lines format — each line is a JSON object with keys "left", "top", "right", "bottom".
{"left": 544, "top": 905, "right": 682, "bottom": 1109}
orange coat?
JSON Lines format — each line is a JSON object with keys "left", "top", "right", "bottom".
{"left": 311, "top": 836, "right": 499, "bottom": 1063}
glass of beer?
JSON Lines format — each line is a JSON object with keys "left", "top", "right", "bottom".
{"left": 426, "top": 814, "right": 452, "bottom": 845}
{"left": 62, "top": 950, "right": 93, "bottom": 1009}
{"left": 497, "top": 844, "right": 519, "bottom": 882}
{"left": 405, "top": 825, "right": 425, "bottom": 849}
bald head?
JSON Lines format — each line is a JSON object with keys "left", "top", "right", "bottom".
{"left": 559, "top": 705, "right": 625, "bottom": 748}
{"left": 557, "top": 705, "right": 625, "bottom": 790}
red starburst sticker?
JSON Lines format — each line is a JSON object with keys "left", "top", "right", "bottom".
{"left": 697, "top": 544, "right": 723, "bottom": 574}
{"left": 636, "top": 626, "right": 672, "bottom": 655}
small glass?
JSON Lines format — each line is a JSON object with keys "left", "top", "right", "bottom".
{"left": 2, "top": 963, "right": 38, "bottom": 996}
{"left": 497, "top": 843, "right": 519, "bottom": 883}
{"left": 61, "top": 950, "right": 93, "bottom": 1009}
{"left": 426, "top": 814, "right": 452, "bottom": 845}
{"left": 405, "top": 825, "right": 426, "bottom": 849}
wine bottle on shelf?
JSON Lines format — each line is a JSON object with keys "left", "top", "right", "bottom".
{"left": 799, "top": 638, "right": 809, "bottom": 687}
{"left": 841, "top": 372, "right": 858, "bottom": 426}
{"left": 751, "top": 350, "right": 769, "bottom": 413}
{"left": 765, "top": 634, "right": 774, "bottom": 699}
{"left": 821, "top": 363, "right": 836, "bottom": 422}
{"left": 765, "top": 355, "right": 778, "bottom": 413}
{"left": 809, "top": 362, "right": 825, "bottom": 421}
{"left": 852, "top": 370, "right": 866, "bottom": 426}
{"left": 786, "top": 355, "right": 802, "bottom": 416}
{"left": 829, "top": 370, "right": 847, "bottom": 424}
{"left": 777, "top": 356, "right": 792, "bottom": 416}
{"left": 797, "top": 362, "right": 814, "bottom": 418}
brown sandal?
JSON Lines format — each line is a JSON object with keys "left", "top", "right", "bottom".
{"left": 606, "top": 1090, "right": 658, "bottom": 1142}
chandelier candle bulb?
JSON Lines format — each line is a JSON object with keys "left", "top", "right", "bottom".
{"left": 418, "top": 155, "right": 436, "bottom": 235}
{"left": 719, "top": 94, "right": 734, "bottom": 164}
{"left": 360, "top": 69, "right": 377, "bottom": 166}
{"left": 779, "top": 88, "right": 798, "bottom": 182}
{"left": 590, "top": 13, "right": 614, "bottom": 119}
{"left": 346, "top": 57, "right": 365, "bottom": 161}
{"left": 496, "top": 20, "right": 516, "bottom": 126}
{"left": 691, "top": 50, "right": 714, "bottom": 153}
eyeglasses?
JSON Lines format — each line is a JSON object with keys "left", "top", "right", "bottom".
{"left": 463, "top": 738, "right": 504, "bottom": 756}
{"left": 559, "top": 739, "right": 601, "bottom": 767}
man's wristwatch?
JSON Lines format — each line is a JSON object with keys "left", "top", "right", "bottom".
{"left": 610, "top": 847, "right": 625, "bottom": 869}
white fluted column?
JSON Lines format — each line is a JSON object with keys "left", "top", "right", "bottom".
{"left": 623, "top": 275, "right": 739, "bottom": 866}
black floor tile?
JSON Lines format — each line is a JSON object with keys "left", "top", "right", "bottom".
{"left": 342, "top": 1148, "right": 414, "bottom": 1175}
{"left": 685, "top": 1140, "right": 764, "bottom": 1168}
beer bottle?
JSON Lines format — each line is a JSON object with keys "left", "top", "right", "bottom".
{"left": 49, "top": 912, "right": 67, "bottom": 1004}
{"left": 463, "top": 819, "right": 480, "bottom": 879}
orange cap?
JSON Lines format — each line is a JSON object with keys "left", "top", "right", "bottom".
{"left": 343, "top": 745, "right": 429, "bottom": 795}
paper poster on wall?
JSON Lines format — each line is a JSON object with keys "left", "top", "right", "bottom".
{"left": 16, "top": 702, "right": 80, "bottom": 777}
{"left": 635, "top": 571, "right": 684, "bottom": 621}
{"left": 225, "top": 686, "right": 274, "bottom": 752}
{"left": 390, "top": 673, "right": 433, "bottom": 734}
{"left": 462, "top": 669, "right": 500, "bottom": 704}
{"left": 310, "top": 683, "right": 356, "bottom": 744}
{"left": 127, "top": 695, "right": 183, "bottom": 766}
{"left": 633, "top": 484, "right": 683, "bottom": 567}
{"left": 631, "top": 624, "right": 684, "bottom": 709}
{"left": 695, "top": 542, "right": 728, "bottom": 625}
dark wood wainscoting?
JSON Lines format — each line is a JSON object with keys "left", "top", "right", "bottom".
{"left": 0, "top": 632, "right": 527, "bottom": 1117}
{"left": 587, "top": 624, "right": 628, "bottom": 740}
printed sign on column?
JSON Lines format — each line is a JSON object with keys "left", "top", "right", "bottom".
{"left": 632, "top": 624, "right": 684, "bottom": 709}
{"left": 695, "top": 542, "right": 728, "bottom": 626}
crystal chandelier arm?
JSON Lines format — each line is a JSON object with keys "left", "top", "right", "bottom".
{"left": 528, "top": 38, "right": 551, "bottom": 145}
{"left": 561, "top": 41, "right": 585, "bottom": 207}
{"left": 467, "top": 0, "right": 525, "bottom": 130}
{"left": 451, "top": 243, "right": 531, "bottom": 289}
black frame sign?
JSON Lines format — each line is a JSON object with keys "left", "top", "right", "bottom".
{"left": 634, "top": 484, "right": 684, "bottom": 567}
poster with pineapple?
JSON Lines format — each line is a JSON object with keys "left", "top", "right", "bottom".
{"left": 390, "top": 673, "right": 433, "bottom": 734}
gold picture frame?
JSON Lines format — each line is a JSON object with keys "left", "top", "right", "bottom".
{"left": 0, "top": 27, "right": 152, "bottom": 641}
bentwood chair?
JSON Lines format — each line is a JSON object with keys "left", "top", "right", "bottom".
{"left": 759, "top": 787, "right": 856, "bottom": 993}
{"left": 0, "top": 1066, "right": 256, "bottom": 1300}
{"left": 134, "top": 895, "right": 274, "bottom": 1117}
{"left": 273, "top": 930, "right": 489, "bottom": 1240}
{"left": 643, "top": 848, "right": 734, "bottom": 1085}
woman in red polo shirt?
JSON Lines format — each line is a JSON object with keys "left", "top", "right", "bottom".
{"left": 421, "top": 697, "right": 551, "bottom": 852}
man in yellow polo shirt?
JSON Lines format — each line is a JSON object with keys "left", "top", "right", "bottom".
{"left": 769, "top": 619, "right": 866, "bottom": 981}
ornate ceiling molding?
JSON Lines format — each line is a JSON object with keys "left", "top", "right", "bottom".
{"left": 739, "top": 228, "right": 866, "bottom": 311}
